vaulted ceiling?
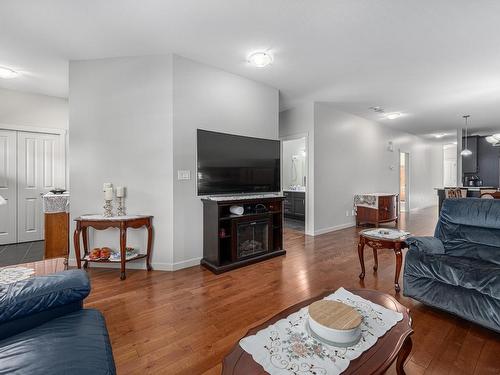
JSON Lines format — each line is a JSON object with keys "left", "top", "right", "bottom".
{"left": 1, "top": 0, "right": 499, "bottom": 135}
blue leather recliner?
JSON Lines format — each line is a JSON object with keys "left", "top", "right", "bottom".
{"left": 404, "top": 198, "right": 500, "bottom": 332}
{"left": 0, "top": 269, "right": 116, "bottom": 374}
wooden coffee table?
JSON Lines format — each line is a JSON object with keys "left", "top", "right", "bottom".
{"left": 358, "top": 229, "right": 408, "bottom": 292}
{"left": 223, "top": 289, "right": 413, "bottom": 375}
{"left": 0, "top": 257, "right": 67, "bottom": 276}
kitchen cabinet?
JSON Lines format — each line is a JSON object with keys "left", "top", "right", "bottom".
{"left": 283, "top": 191, "right": 305, "bottom": 220}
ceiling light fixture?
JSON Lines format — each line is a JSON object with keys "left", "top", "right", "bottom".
{"left": 248, "top": 51, "right": 273, "bottom": 68}
{"left": 386, "top": 113, "right": 402, "bottom": 120}
{"left": 0, "top": 66, "right": 19, "bottom": 79}
{"left": 461, "top": 115, "right": 472, "bottom": 156}
{"left": 434, "top": 133, "right": 447, "bottom": 138}
{"left": 486, "top": 134, "right": 500, "bottom": 144}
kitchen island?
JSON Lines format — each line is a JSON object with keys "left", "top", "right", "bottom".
{"left": 435, "top": 187, "right": 498, "bottom": 211}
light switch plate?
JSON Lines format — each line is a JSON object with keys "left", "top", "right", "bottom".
{"left": 177, "top": 170, "right": 191, "bottom": 180}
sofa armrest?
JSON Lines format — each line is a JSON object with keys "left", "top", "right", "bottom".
{"left": 0, "top": 269, "right": 90, "bottom": 325}
{"left": 406, "top": 236, "right": 445, "bottom": 255}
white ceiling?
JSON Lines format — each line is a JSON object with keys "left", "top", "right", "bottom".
{"left": 1, "top": 0, "right": 500, "bottom": 135}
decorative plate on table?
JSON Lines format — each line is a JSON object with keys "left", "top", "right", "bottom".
{"left": 50, "top": 188, "right": 67, "bottom": 194}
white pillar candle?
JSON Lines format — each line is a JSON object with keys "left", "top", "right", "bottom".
{"left": 103, "top": 182, "right": 113, "bottom": 192}
{"left": 104, "top": 187, "right": 113, "bottom": 200}
{"left": 116, "top": 186, "right": 125, "bottom": 198}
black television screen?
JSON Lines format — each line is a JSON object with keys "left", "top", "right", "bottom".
{"left": 197, "top": 129, "right": 281, "bottom": 195}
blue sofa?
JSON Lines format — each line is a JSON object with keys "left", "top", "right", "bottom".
{"left": 0, "top": 269, "right": 116, "bottom": 374}
{"left": 404, "top": 198, "right": 500, "bottom": 332}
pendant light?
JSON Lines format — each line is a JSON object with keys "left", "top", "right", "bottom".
{"left": 461, "top": 115, "right": 472, "bottom": 156}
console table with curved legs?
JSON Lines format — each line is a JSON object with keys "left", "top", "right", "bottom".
{"left": 73, "top": 215, "right": 153, "bottom": 280}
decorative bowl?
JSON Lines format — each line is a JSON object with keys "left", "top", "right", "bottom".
{"left": 308, "top": 300, "right": 362, "bottom": 347}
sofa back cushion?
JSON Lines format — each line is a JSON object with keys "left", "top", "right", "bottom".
{"left": 0, "top": 270, "right": 90, "bottom": 325}
{"left": 435, "top": 198, "right": 500, "bottom": 265}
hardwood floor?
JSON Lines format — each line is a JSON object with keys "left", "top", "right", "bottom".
{"left": 84, "top": 207, "right": 500, "bottom": 374}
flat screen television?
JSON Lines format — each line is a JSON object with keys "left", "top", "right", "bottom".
{"left": 197, "top": 129, "right": 281, "bottom": 195}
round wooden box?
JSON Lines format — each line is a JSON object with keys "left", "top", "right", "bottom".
{"left": 308, "top": 300, "right": 362, "bottom": 347}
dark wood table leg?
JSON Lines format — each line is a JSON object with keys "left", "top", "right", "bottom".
{"left": 396, "top": 336, "right": 412, "bottom": 374}
{"left": 73, "top": 225, "right": 82, "bottom": 269}
{"left": 146, "top": 220, "right": 153, "bottom": 271}
{"left": 358, "top": 236, "right": 366, "bottom": 279}
{"left": 82, "top": 227, "right": 89, "bottom": 269}
{"left": 120, "top": 223, "right": 127, "bottom": 280}
{"left": 394, "top": 242, "right": 403, "bottom": 292}
{"left": 373, "top": 247, "right": 378, "bottom": 271}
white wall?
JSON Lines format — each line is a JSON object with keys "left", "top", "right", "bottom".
{"left": 172, "top": 55, "right": 279, "bottom": 266}
{"left": 313, "top": 103, "right": 442, "bottom": 233}
{"left": 0, "top": 87, "right": 68, "bottom": 130}
{"left": 443, "top": 143, "right": 458, "bottom": 186}
{"left": 69, "top": 55, "right": 174, "bottom": 268}
{"left": 280, "top": 103, "right": 442, "bottom": 235}
{"left": 68, "top": 54, "right": 279, "bottom": 270}
{"left": 279, "top": 103, "right": 315, "bottom": 234}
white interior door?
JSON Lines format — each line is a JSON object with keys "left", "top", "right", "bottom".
{"left": 17, "top": 132, "right": 62, "bottom": 243}
{"left": 0, "top": 130, "right": 17, "bottom": 245}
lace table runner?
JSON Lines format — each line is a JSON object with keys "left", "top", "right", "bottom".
{"left": 0, "top": 267, "right": 35, "bottom": 285}
{"left": 362, "top": 229, "right": 410, "bottom": 240}
{"left": 43, "top": 192, "right": 70, "bottom": 213}
{"left": 354, "top": 194, "right": 378, "bottom": 209}
{"left": 79, "top": 214, "right": 147, "bottom": 221}
{"left": 240, "top": 288, "right": 403, "bottom": 375}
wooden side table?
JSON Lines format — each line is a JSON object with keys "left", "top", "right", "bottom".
{"left": 358, "top": 229, "right": 408, "bottom": 292}
{"left": 223, "top": 289, "right": 413, "bottom": 375}
{"left": 74, "top": 215, "right": 153, "bottom": 280}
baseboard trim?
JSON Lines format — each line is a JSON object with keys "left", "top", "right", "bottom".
{"left": 410, "top": 204, "right": 436, "bottom": 212}
{"left": 169, "top": 257, "right": 203, "bottom": 271}
{"left": 313, "top": 222, "right": 355, "bottom": 236}
{"left": 67, "top": 257, "right": 202, "bottom": 271}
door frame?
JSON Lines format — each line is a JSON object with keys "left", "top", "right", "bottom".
{"left": 281, "top": 133, "right": 311, "bottom": 235}
{"left": 399, "top": 151, "right": 410, "bottom": 212}
{"left": 0, "top": 129, "right": 17, "bottom": 244}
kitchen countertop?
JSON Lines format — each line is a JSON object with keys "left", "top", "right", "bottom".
{"left": 434, "top": 186, "right": 498, "bottom": 191}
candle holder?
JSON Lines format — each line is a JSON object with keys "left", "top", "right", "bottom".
{"left": 116, "top": 197, "right": 126, "bottom": 216}
{"left": 103, "top": 199, "right": 113, "bottom": 217}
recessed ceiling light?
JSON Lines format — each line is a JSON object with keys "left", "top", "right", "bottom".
{"left": 248, "top": 51, "right": 273, "bottom": 68}
{"left": 369, "top": 106, "right": 385, "bottom": 113}
{"left": 434, "top": 133, "right": 447, "bottom": 138}
{"left": 386, "top": 113, "right": 402, "bottom": 120}
{"left": 0, "top": 66, "right": 19, "bottom": 79}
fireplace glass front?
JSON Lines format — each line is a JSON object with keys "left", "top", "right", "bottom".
{"left": 236, "top": 219, "right": 269, "bottom": 259}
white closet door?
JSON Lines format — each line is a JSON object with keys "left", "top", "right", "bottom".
{"left": 0, "top": 130, "right": 17, "bottom": 245}
{"left": 17, "top": 132, "right": 62, "bottom": 242}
